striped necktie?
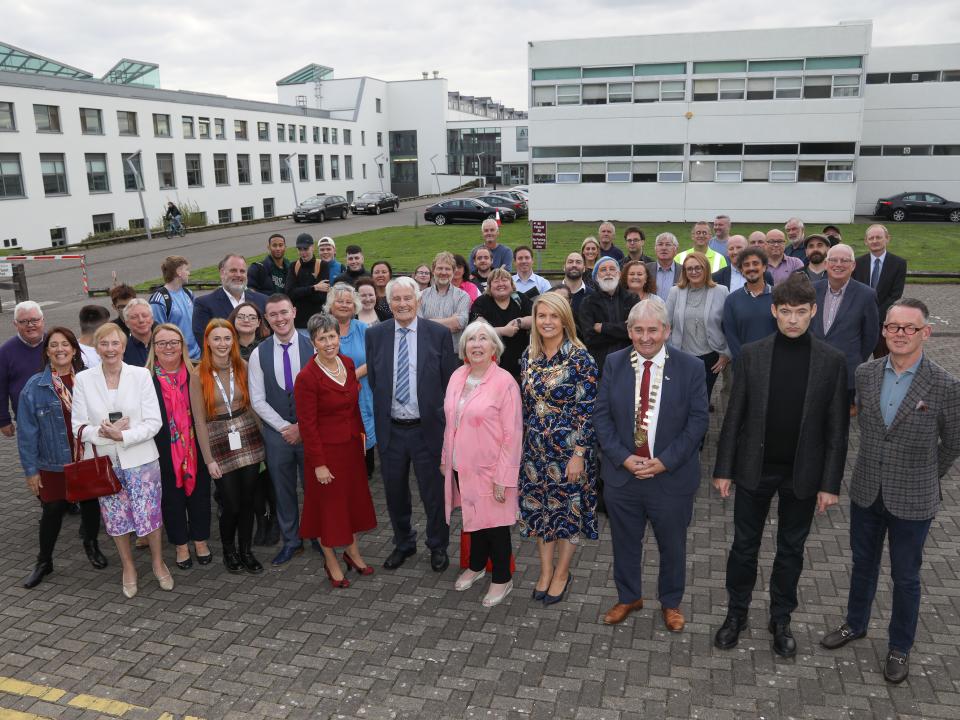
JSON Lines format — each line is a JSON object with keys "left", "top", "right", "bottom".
{"left": 395, "top": 327, "right": 411, "bottom": 405}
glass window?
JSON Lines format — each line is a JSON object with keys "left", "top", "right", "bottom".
{"left": 832, "top": 75, "right": 860, "bottom": 97}
{"left": 606, "top": 162, "right": 631, "bottom": 182}
{"left": 933, "top": 145, "right": 960, "bottom": 155}
{"left": 769, "top": 160, "right": 797, "bottom": 182}
{"left": 330, "top": 155, "right": 339, "bottom": 180}
{"left": 516, "top": 126, "right": 528, "bottom": 152}
{"left": 344, "top": 155, "right": 353, "bottom": 180}
{"left": 805, "top": 56, "right": 862, "bottom": 70}
{"left": 556, "top": 162, "right": 580, "bottom": 183}
{"left": 50, "top": 227, "right": 67, "bottom": 245}
{"left": 241, "top": 206, "right": 254, "bottom": 221}
{"left": 890, "top": 71, "right": 940, "bottom": 84}
{"left": 376, "top": 131, "right": 383, "bottom": 146}
{"left": 123, "top": 153, "right": 144, "bottom": 191}
{"left": 214, "top": 118, "right": 225, "bottom": 139}
{"left": 658, "top": 162, "right": 683, "bottom": 182}
{"left": 79, "top": 108, "right": 102, "bottom": 134}
{"left": 798, "top": 161, "right": 825, "bottom": 182}
{"left": 533, "top": 86, "right": 556, "bottom": 106}
{"left": 153, "top": 113, "right": 171, "bottom": 137}
{"left": 234, "top": 119, "right": 247, "bottom": 140}
{"left": 117, "top": 111, "right": 137, "bottom": 136}
{"left": 298, "top": 155, "right": 309, "bottom": 181}
{"left": 883, "top": 145, "right": 931, "bottom": 156}
{"left": 719, "top": 79, "right": 745, "bottom": 100}
{"left": 825, "top": 161, "right": 854, "bottom": 182}
{"left": 257, "top": 122, "right": 269, "bottom": 141}
{"left": 746, "top": 77, "right": 774, "bottom": 100}
{"left": 557, "top": 85, "right": 581, "bottom": 105}
{"left": 218, "top": 209, "right": 232, "bottom": 224}
{"left": 198, "top": 117, "right": 211, "bottom": 139}
{"left": 634, "top": 144, "right": 684, "bottom": 156}
{"left": 582, "top": 145, "right": 631, "bottom": 157}
{"left": 748, "top": 59, "right": 804, "bottom": 72}
{"left": 85, "top": 153, "right": 109, "bottom": 192}
{"left": 279, "top": 156, "right": 291, "bottom": 182}
{"left": 182, "top": 116, "right": 195, "bottom": 139}
{"left": 775, "top": 77, "right": 802, "bottom": 98}
{"left": 745, "top": 143, "right": 798, "bottom": 155}
{"left": 331, "top": 128, "right": 338, "bottom": 144}
{"left": 260, "top": 154, "right": 272, "bottom": 182}
{"left": 299, "top": 125, "right": 306, "bottom": 143}
{"left": 661, "top": 81, "right": 686, "bottom": 101}
{"left": 634, "top": 62, "right": 686, "bottom": 76}
{"left": 344, "top": 129, "right": 352, "bottom": 145}
{"left": 693, "top": 60, "right": 747, "bottom": 74}
{"left": 632, "top": 161, "right": 657, "bottom": 182}
{"left": 693, "top": 79, "right": 718, "bottom": 101}
{"left": 689, "top": 160, "right": 715, "bottom": 182}
{"left": 237, "top": 154, "right": 251, "bottom": 184}
{"left": 288, "top": 125, "right": 296, "bottom": 142}
{"left": 313, "top": 126, "right": 320, "bottom": 143}
{"left": 691, "top": 143, "right": 742, "bottom": 156}
{"left": 0, "top": 102, "right": 14, "bottom": 131}
{"left": 322, "top": 127, "right": 329, "bottom": 143}
{"left": 716, "top": 161, "right": 742, "bottom": 182}
{"left": 33, "top": 104, "right": 60, "bottom": 132}
{"left": 186, "top": 154, "right": 202, "bottom": 187}
{"left": 263, "top": 198, "right": 274, "bottom": 218}
{"left": 314, "top": 155, "right": 325, "bottom": 180}
{"left": 583, "top": 66, "right": 632, "bottom": 78}
{"left": 532, "top": 67, "right": 581, "bottom": 81}
{"left": 532, "top": 146, "right": 581, "bottom": 159}
{"left": 742, "top": 160, "right": 770, "bottom": 182}
{"left": 800, "top": 142, "right": 856, "bottom": 154}
{"left": 633, "top": 81, "right": 658, "bottom": 102}
{"left": 40, "top": 153, "right": 68, "bottom": 195}
{"left": 375, "top": 98, "right": 382, "bottom": 112}
{"left": 361, "top": 130, "right": 366, "bottom": 145}
{"left": 277, "top": 123, "right": 285, "bottom": 142}
{"left": 866, "top": 73, "right": 889, "bottom": 84}
{"left": 581, "top": 161, "right": 605, "bottom": 183}
{"left": 157, "top": 154, "right": 175, "bottom": 189}
{"left": 92, "top": 214, "right": 114, "bottom": 234}
{"left": 859, "top": 145, "right": 882, "bottom": 156}
{"left": 803, "top": 76, "right": 832, "bottom": 99}
{"left": 214, "top": 154, "right": 229, "bottom": 185}
{"left": 608, "top": 83, "right": 632, "bottom": 103}
{"left": 942, "top": 70, "right": 960, "bottom": 82}
{"left": 0, "top": 154, "right": 25, "bottom": 197}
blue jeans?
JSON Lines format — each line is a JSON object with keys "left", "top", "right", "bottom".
{"left": 845, "top": 495, "right": 932, "bottom": 653}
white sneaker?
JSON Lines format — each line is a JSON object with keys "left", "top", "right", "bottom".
{"left": 455, "top": 569, "right": 486, "bottom": 591}
{"left": 482, "top": 580, "right": 514, "bottom": 608}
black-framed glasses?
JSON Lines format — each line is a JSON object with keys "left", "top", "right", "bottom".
{"left": 883, "top": 324, "right": 924, "bottom": 336}
{"left": 16, "top": 318, "right": 42, "bottom": 326}
{"left": 154, "top": 339, "right": 182, "bottom": 349}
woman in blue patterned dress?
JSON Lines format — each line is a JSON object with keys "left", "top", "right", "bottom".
{"left": 519, "top": 292, "right": 599, "bottom": 606}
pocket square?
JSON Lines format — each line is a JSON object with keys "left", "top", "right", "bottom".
{"left": 916, "top": 400, "right": 928, "bottom": 412}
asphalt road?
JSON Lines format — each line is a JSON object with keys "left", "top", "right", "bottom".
{"left": 0, "top": 194, "right": 454, "bottom": 342}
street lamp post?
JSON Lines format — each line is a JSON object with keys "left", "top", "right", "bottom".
{"left": 374, "top": 153, "right": 385, "bottom": 193}
{"left": 429, "top": 154, "right": 442, "bottom": 196}
{"left": 284, "top": 153, "right": 300, "bottom": 209}
{"left": 476, "top": 152, "right": 485, "bottom": 187}
{"left": 124, "top": 151, "right": 152, "bottom": 240}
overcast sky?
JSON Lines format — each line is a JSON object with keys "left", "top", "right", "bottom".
{"left": 7, "top": 0, "right": 959, "bottom": 110}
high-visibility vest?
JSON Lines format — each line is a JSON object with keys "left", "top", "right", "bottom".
{"left": 675, "top": 247, "right": 728, "bottom": 273}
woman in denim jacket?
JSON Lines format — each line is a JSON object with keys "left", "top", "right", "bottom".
{"left": 17, "top": 327, "right": 107, "bottom": 589}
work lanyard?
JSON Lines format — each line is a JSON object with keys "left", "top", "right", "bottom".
{"left": 212, "top": 368, "right": 235, "bottom": 423}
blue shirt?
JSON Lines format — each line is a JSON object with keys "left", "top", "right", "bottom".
{"left": 149, "top": 287, "right": 200, "bottom": 360}
{"left": 655, "top": 264, "right": 677, "bottom": 302}
{"left": 880, "top": 354, "right": 922, "bottom": 426}
{"left": 339, "top": 319, "right": 376, "bottom": 449}
{"left": 327, "top": 259, "right": 343, "bottom": 282}
{"left": 708, "top": 237, "right": 729, "bottom": 260}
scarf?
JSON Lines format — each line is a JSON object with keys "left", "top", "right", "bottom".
{"left": 51, "top": 368, "right": 73, "bottom": 413}
{"left": 155, "top": 364, "right": 198, "bottom": 496}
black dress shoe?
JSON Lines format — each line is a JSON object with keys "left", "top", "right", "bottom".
{"left": 176, "top": 556, "right": 193, "bottom": 570}
{"left": 23, "top": 560, "right": 53, "bottom": 589}
{"left": 769, "top": 620, "right": 797, "bottom": 658}
{"left": 883, "top": 650, "right": 909, "bottom": 684}
{"left": 239, "top": 547, "right": 264, "bottom": 575}
{"left": 430, "top": 549, "right": 450, "bottom": 572}
{"left": 82, "top": 539, "right": 108, "bottom": 569}
{"left": 714, "top": 615, "right": 748, "bottom": 650}
{"left": 821, "top": 622, "right": 867, "bottom": 650}
{"left": 223, "top": 548, "right": 244, "bottom": 574}
{"left": 196, "top": 552, "right": 213, "bottom": 566}
{"left": 383, "top": 547, "right": 416, "bottom": 569}
{"left": 542, "top": 574, "right": 573, "bottom": 606}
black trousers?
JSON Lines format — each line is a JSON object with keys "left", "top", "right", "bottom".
{"left": 725, "top": 473, "right": 817, "bottom": 622}
{"left": 215, "top": 463, "right": 259, "bottom": 549}
{"left": 160, "top": 466, "right": 211, "bottom": 546}
{"left": 38, "top": 498, "right": 101, "bottom": 562}
{"left": 698, "top": 351, "right": 720, "bottom": 403}
{"left": 468, "top": 525, "right": 513, "bottom": 584}
{"left": 253, "top": 466, "right": 277, "bottom": 519}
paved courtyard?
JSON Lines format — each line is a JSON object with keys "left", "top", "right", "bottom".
{"left": 0, "top": 285, "right": 958, "bottom": 720}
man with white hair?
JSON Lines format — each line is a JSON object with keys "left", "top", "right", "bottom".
{"left": 647, "top": 233, "right": 682, "bottom": 303}
{"left": 0, "top": 301, "right": 46, "bottom": 436}
{"left": 579, "top": 257, "right": 639, "bottom": 374}
{"left": 366, "top": 276, "right": 458, "bottom": 572}
{"left": 594, "top": 297, "right": 709, "bottom": 630}
{"left": 784, "top": 217, "right": 807, "bottom": 261}
{"left": 597, "top": 221, "right": 625, "bottom": 264}
{"left": 469, "top": 219, "right": 513, "bottom": 274}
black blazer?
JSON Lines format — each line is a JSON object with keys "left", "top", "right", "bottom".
{"left": 713, "top": 333, "right": 849, "bottom": 498}
{"left": 712, "top": 266, "right": 774, "bottom": 289}
{"left": 364, "top": 317, "right": 458, "bottom": 454}
{"left": 853, "top": 252, "right": 907, "bottom": 324}
{"left": 192, "top": 287, "right": 268, "bottom": 342}
{"left": 151, "top": 372, "right": 210, "bottom": 488}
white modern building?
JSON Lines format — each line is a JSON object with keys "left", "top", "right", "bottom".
{"left": 527, "top": 22, "right": 960, "bottom": 223}
{"left": 0, "top": 44, "right": 527, "bottom": 251}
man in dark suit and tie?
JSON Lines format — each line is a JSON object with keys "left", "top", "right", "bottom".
{"left": 821, "top": 298, "right": 960, "bottom": 683}
{"left": 811, "top": 244, "right": 879, "bottom": 407}
{"left": 852, "top": 224, "right": 907, "bottom": 359}
{"left": 594, "top": 297, "right": 709, "bottom": 631}
{"left": 192, "top": 254, "right": 268, "bottom": 341}
{"left": 712, "top": 275, "right": 849, "bottom": 657}
{"left": 365, "top": 276, "right": 458, "bottom": 571}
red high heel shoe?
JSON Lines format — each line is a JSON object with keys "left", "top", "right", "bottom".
{"left": 324, "top": 563, "right": 350, "bottom": 589}
{"left": 343, "top": 551, "right": 374, "bottom": 576}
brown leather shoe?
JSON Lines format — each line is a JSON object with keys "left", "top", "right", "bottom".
{"left": 662, "top": 607, "right": 685, "bottom": 632}
{"left": 602, "top": 599, "right": 644, "bottom": 625}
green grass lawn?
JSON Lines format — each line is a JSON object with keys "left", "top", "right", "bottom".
{"left": 136, "top": 220, "right": 960, "bottom": 290}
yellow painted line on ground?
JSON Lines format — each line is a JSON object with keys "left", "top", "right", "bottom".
{"left": 67, "top": 694, "right": 142, "bottom": 715}
{"left": 0, "top": 678, "right": 64, "bottom": 703}
{"left": 0, "top": 709, "right": 53, "bottom": 720}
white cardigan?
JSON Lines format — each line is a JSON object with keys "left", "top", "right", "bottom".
{"left": 71, "top": 363, "right": 162, "bottom": 470}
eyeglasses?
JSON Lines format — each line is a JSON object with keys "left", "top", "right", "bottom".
{"left": 766, "top": 240, "right": 785, "bottom": 246}
{"left": 414, "top": 270, "right": 431, "bottom": 276}
{"left": 684, "top": 266, "right": 704, "bottom": 274}
{"left": 883, "top": 324, "right": 924, "bottom": 336}
{"left": 16, "top": 318, "right": 42, "bottom": 326}
{"left": 235, "top": 314, "right": 260, "bottom": 322}
{"left": 154, "top": 339, "right": 182, "bottom": 349}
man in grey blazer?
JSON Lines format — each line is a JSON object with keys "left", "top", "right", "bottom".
{"left": 647, "top": 232, "right": 682, "bottom": 303}
{"left": 712, "top": 275, "right": 848, "bottom": 657}
{"left": 821, "top": 298, "right": 960, "bottom": 683}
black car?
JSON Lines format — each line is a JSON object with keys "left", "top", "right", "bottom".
{"left": 292, "top": 195, "right": 349, "bottom": 223}
{"left": 350, "top": 191, "right": 400, "bottom": 215}
{"left": 875, "top": 192, "right": 960, "bottom": 223}
{"left": 423, "top": 198, "right": 516, "bottom": 226}
{"left": 477, "top": 194, "right": 527, "bottom": 218}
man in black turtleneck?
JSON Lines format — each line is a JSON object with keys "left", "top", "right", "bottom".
{"left": 711, "top": 274, "right": 849, "bottom": 659}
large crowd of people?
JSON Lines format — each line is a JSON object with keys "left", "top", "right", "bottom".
{"left": 1, "top": 216, "right": 958, "bottom": 686}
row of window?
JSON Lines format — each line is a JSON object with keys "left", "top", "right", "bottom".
{"left": 531, "top": 142, "right": 856, "bottom": 159}
{"left": 0, "top": 151, "right": 365, "bottom": 199}
{"left": 531, "top": 159, "right": 855, "bottom": 184}
{"left": 87, "top": 199, "right": 276, "bottom": 235}
{"left": 530, "top": 56, "right": 863, "bottom": 81}
{"left": 532, "top": 73, "right": 860, "bottom": 106}
{"left": 0, "top": 102, "right": 379, "bottom": 146}
{"left": 866, "top": 70, "right": 960, "bottom": 85}
{"left": 859, "top": 145, "right": 960, "bottom": 157}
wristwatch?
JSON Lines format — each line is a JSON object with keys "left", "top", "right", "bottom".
{"left": 573, "top": 448, "right": 586, "bottom": 458}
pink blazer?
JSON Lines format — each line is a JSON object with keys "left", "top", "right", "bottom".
{"left": 441, "top": 362, "right": 522, "bottom": 532}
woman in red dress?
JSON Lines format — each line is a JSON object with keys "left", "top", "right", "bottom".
{"left": 294, "top": 313, "right": 377, "bottom": 588}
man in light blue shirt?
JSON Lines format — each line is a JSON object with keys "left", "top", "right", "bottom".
{"left": 512, "top": 245, "right": 551, "bottom": 296}
{"left": 708, "top": 214, "right": 731, "bottom": 260}
{"left": 149, "top": 255, "right": 200, "bottom": 359}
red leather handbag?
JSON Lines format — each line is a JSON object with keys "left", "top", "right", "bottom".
{"left": 64, "top": 425, "right": 122, "bottom": 502}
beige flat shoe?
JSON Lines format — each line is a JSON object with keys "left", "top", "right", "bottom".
{"left": 122, "top": 579, "right": 138, "bottom": 599}
{"left": 154, "top": 566, "right": 174, "bottom": 591}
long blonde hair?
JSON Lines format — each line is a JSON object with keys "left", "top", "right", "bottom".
{"left": 528, "top": 292, "right": 584, "bottom": 359}
{"left": 146, "top": 323, "right": 195, "bottom": 372}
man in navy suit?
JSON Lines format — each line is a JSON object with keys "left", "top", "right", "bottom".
{"left": 594, "top": 297, "right": 709, "bottom": 631}
{"left": 812, "top": 244, "right": 879, "bottom": 406}
{"left": 365, "top": 276, "right": 458, "bottom": 572}
{"left": 192, "top": 254, "right": 268, "bottom": 341}
{"left": 852, "top": 224, "right": 907, "bottom": 358}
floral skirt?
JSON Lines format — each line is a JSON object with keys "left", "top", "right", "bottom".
{"left": 517, "top": 453, "right": 599, "bottom": 542}
{"left": 99, "top": 459, "right": 162, "bottom": 537}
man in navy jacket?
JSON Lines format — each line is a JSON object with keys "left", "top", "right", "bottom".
{"left": 192, "top": 254, "right": 267, "bottom": 341}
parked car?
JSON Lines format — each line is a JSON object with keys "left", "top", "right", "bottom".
{"left": 477, "top": 194, "right": 527, "bottom": 218}
{"left": 875, "top": 192, "right": 960, "bottom": 223}
{"left": 489, "top": 190, "right": 528, "bottom": 203}
{"left": 350, "top": 191, "right": 400, "bottom": 215}
{"left": 510, "top": 185, "right": 529, "bottom": 195}
{"left": 423, "top": 198, "right": 516, "bottom": 226}
{"left": 293, "top": 195, "right": 349, "bottom": 222}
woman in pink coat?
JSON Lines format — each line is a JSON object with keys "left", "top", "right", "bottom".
{"left": 441, "top": 319, "right": 523, "bottom": 607}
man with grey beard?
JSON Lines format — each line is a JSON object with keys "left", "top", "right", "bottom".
{"left": 579, "top": 256, "right": 640, "bottom": 376}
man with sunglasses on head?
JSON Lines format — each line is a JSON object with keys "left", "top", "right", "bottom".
{"left": 821, "top": 298, "right": 960, "bottom": 684}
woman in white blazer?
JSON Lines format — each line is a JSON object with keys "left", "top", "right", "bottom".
{"left": 71, "top": 323, "right": 167, "bottom": 599}
{"left": 665, "top": 252, "right": 731, "bottom": 405}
